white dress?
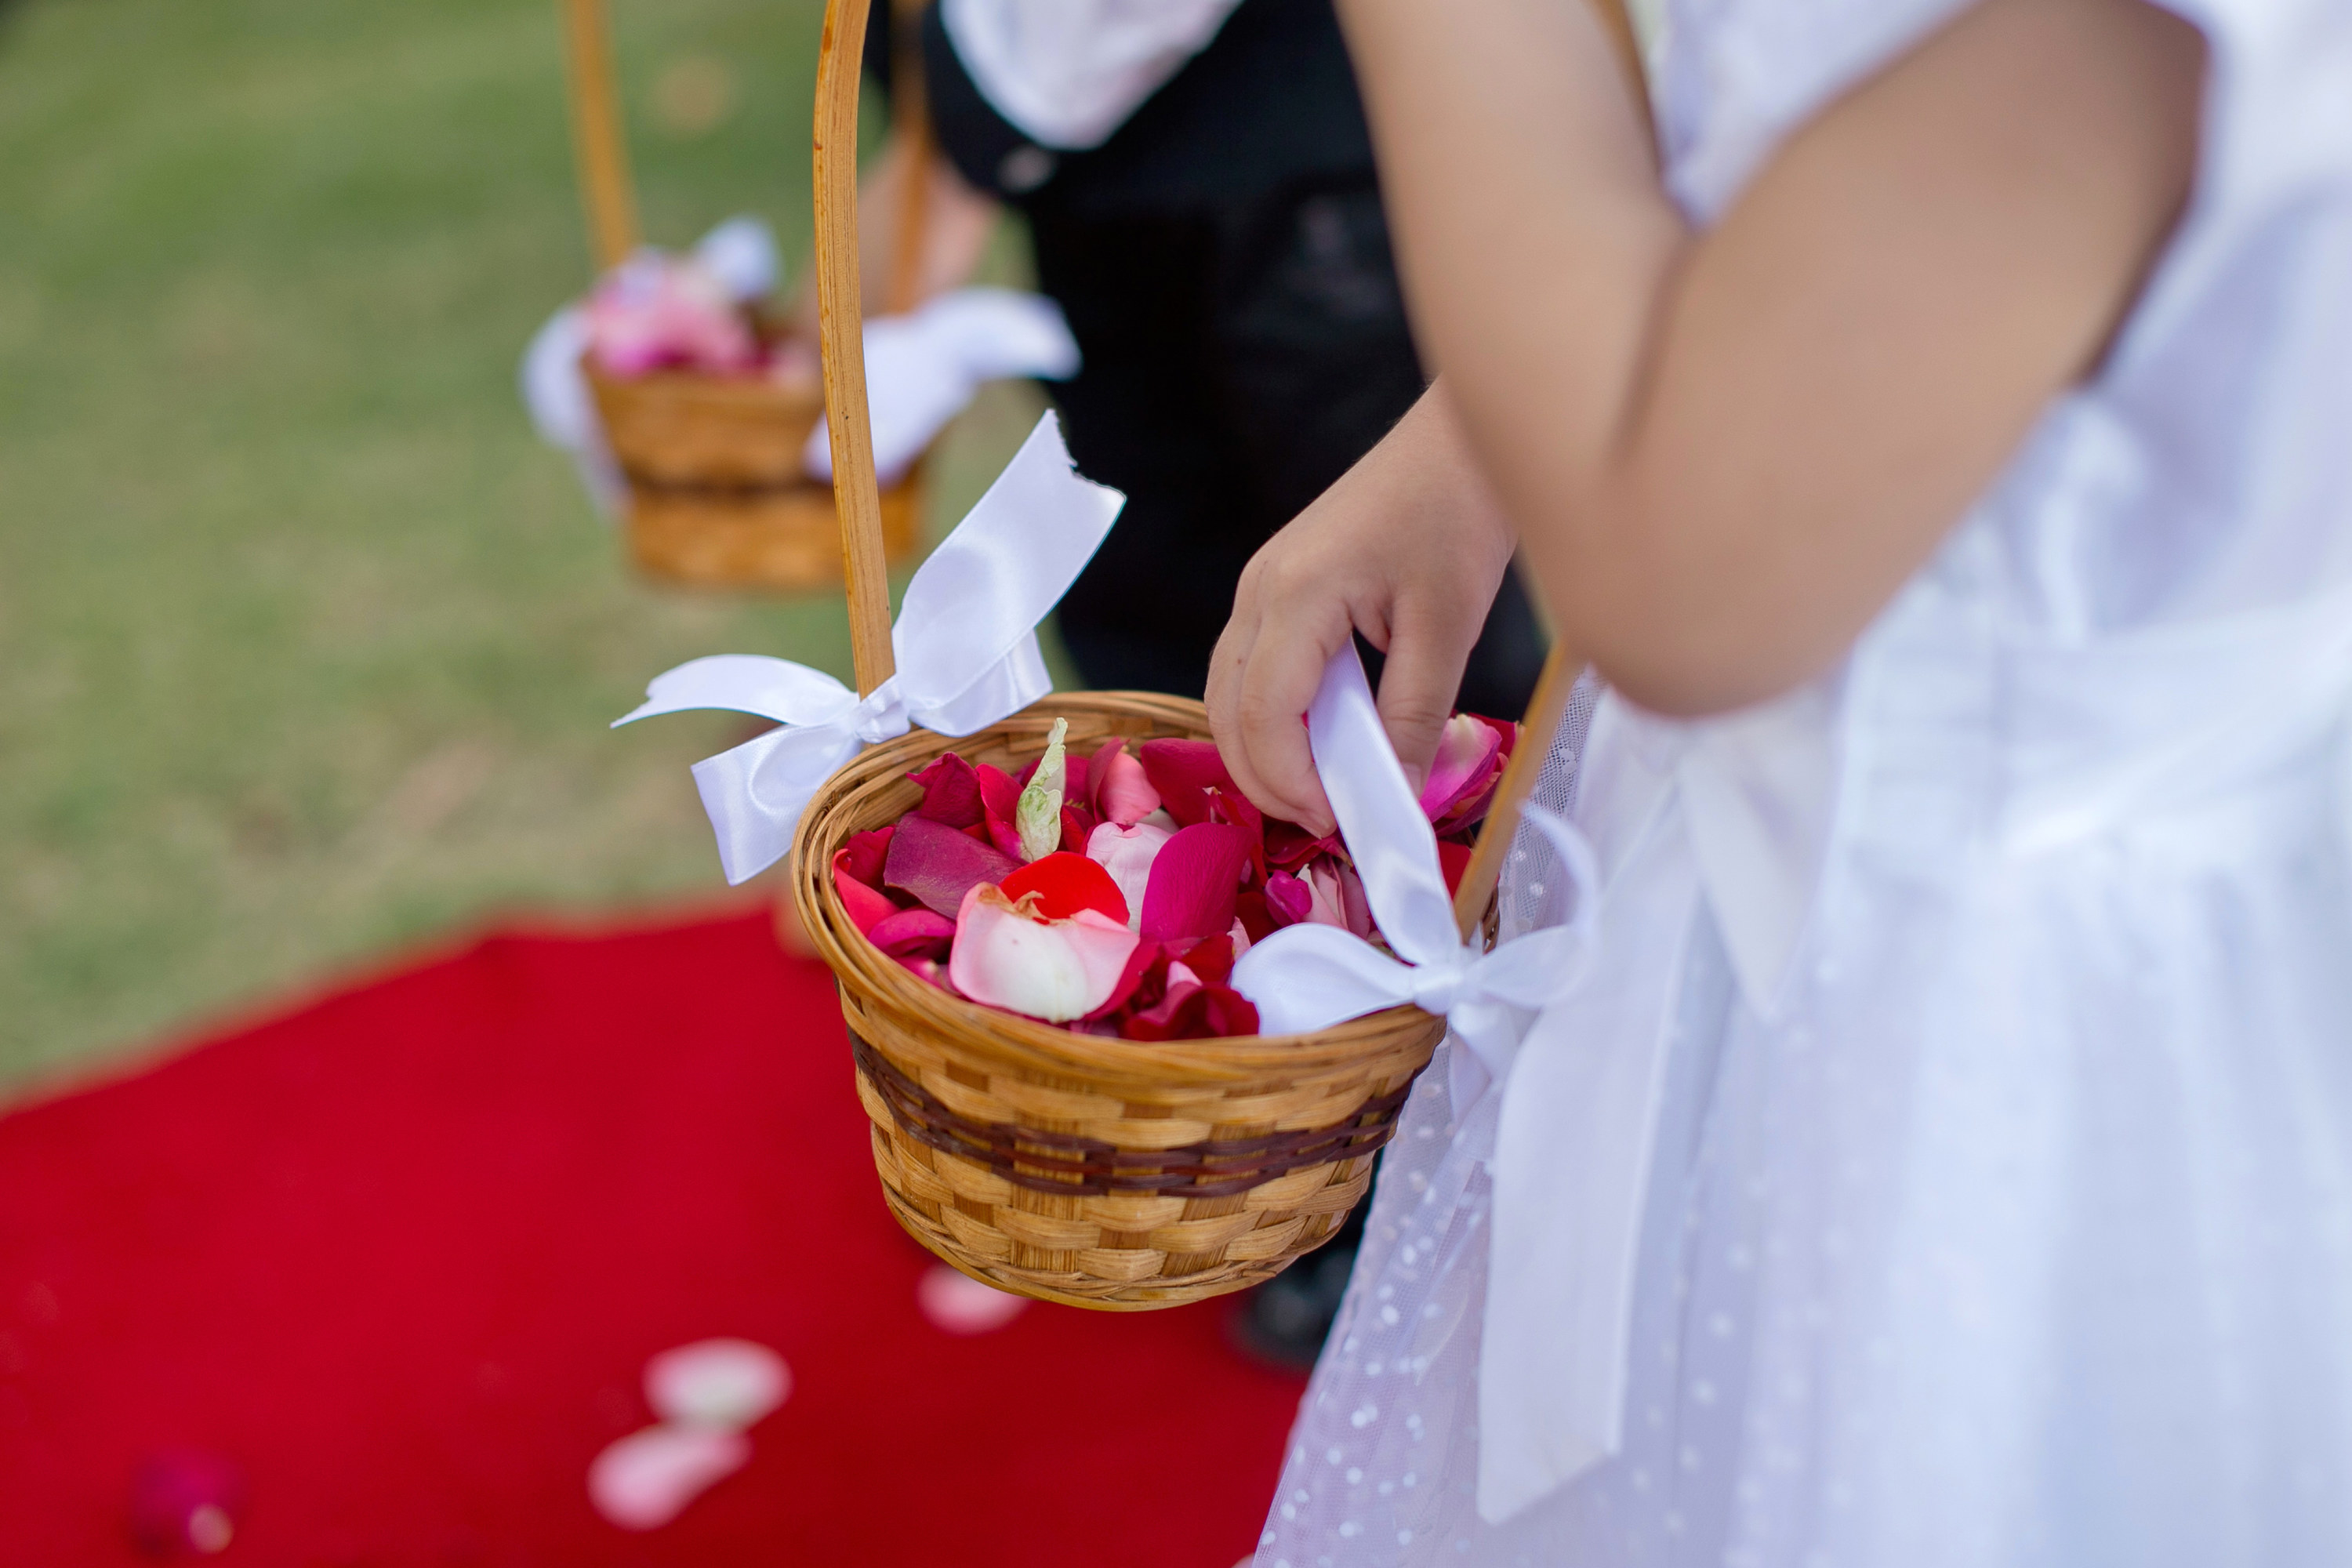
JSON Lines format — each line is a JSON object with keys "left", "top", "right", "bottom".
{"left": 1253, "top": 1, "right": 2352, "bottom": 1564}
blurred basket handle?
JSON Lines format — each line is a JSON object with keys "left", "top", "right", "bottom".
{"left": 560, "top": 0, "right": 932, "bottom": 295}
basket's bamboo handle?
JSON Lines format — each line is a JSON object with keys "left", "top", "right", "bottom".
{"left": 1450, "top": 0, "right": 1650, "bottom": 942}
{"left": 559, "top": 0, "right": 641, "bottom": 271}
{"left": 814, "top": 0, "right": 896, "bottom": 695}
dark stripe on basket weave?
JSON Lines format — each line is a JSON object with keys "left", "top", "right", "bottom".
{"left": 849, "top": 1031, "right": 1410, "bottom": 1198}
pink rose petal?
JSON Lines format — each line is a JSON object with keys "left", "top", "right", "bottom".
{"left": 588, "top": 1425, "right": 752, "bottom": 1531}
{"left": 1085, "top": 819, "right": 1173, "bottom": 931}
{"left": 1093, "top": 746, "right": 1162, "bottom": 827}
{"left": 948, "top": 884, "right": 1142, "bottom": 1022}
{"left": 916, "top": 1263, "right": 1030, "bottom": 1334}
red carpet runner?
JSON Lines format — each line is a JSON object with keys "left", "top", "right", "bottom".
{"left": 0, "top": 909, "right": 1305, "bottom": 1565}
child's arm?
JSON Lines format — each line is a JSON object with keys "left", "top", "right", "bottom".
{"left": 1206, "top": 0, "right": 2203, "bottom": 833}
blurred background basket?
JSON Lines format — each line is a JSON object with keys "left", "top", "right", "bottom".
{"left": 559, "top": 0, "right": 928, "bottom": 592}
{"left": 791, "top": 696, "right": 1446, "bottom": 1308}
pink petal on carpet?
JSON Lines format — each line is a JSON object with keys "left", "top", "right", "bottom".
{"left": 588, "top": 1425, "right": 753, "bottom": 1531}
{"left": 644, "top": 1339, "right": 791, "bottom": 1432}
{"left": 916, "top": 1263, "right": 1030, "bottom": 1334}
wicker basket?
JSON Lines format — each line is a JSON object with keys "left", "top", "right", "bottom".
{"left": 585, "top": 360, "right": 924, "bottom": 591}
{"left": 791, "top": 695, "right": 1447, "bottom": 1308}
{"left": 778, "top": 0, "right": 1612, "bottom": 1310}
{"left": 559, "top": 0, "right": 927, "bottom": 593}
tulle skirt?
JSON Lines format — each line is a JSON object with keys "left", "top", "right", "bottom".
{"left": 1251, "top": 720, "right": 2352, "bottom": 1568}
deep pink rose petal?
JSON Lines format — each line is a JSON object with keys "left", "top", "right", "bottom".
{"left": 1263, "top": 869, "right": 1314, "bottom": 928}
{"left": 868, "top": 907, "right": 959, "bottom": 960}
{"left": 908, "top": 754, "right": 985, "bottom": 829}
{"left": 1138, "top": 822, "right": 1253, "bottom": 942}
{"left": 883, "top": 813, "right": 1022, "bottom": 918}
{"left": 1137, "top": 739, "right": 1236, "bottom": 827}
{"left": 1417, "top": 713, "right": 1504, "bottom": 822}
{"left": 833, "top": 855, "right": 902, "bottom": 936}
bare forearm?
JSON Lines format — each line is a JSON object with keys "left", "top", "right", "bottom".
{"left": 1334, "top": 0, "right": 1680, "bottom": 583}
{"left": 1337, "top": 0, "right": 2200, "bottom": 715}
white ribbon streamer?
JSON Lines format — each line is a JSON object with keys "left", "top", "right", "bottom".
{"left": 613, "top": 410, "right": 1125, "bottom": 883}
{"left": 804, "top": 289, "right": 1080, "bottom": 485}
{"left": 1232, "top": 648, "right": 1603, "bottom": 1094}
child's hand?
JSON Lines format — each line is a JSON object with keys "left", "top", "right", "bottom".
{"left": 1207, "top": 385, "right": 1517, "bottom": 834}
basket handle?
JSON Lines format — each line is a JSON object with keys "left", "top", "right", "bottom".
{"left": 558, "top": 0, "right": 933, "bottom": 301}
{"left": 813, "top": 0, "right": 897, "bottom": 695}
{"left": 1449, "top": 0, "right": 1653, "bottom": 941}
{"left": 559, "top": 0, "right": 640, "bottom": 270}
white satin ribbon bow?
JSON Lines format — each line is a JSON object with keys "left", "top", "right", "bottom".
{"left": 1232, "top": 647, "right": 1604, "bottom": 1104}
{"left": 612, "top": 411, "right": 1125, "bottom": 884}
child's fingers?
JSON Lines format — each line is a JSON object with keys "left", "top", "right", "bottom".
{"left": 1373, "top": 607, "right": 1477, "bottom": 794}
{"left": 1218, "top": 613, "right": 1344, "bottom": 836}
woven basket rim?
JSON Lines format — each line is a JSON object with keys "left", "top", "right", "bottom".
{"left": 791, "top": 692, "right": 1445, "bottom": 1089}
{"left": 582, "top": 353, "right": 823, "bottom": 412}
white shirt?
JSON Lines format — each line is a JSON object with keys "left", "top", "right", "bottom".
{"left": 938, "top": 0, "right": 1247, "bottom": 149}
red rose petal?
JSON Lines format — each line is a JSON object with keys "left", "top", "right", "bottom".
{"left": 840, "top": 824, "right": 895, "bottom": 889}
{"left": 908, "top": 753, "right": 985, "bottom": 828}
{"left": 1438, "top": 840, "right": 1475, "bottom": 897}
{"left": 999, "top": 851, "right": 1130, "bottom": 925}
{"left": 1137, "top": 739, "right": 1236, "bottom": 827}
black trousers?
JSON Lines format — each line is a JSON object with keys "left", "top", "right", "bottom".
{"left": 1033, "top": 176, "right": 1547, "bottom": 716}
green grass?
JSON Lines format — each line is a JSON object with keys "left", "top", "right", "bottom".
{"left": 0, "top": 0, "right": 1043, "bottom": 1091}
